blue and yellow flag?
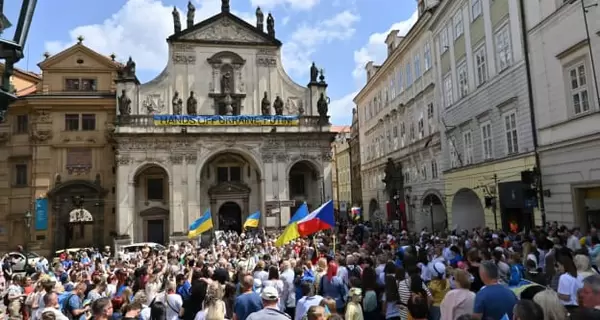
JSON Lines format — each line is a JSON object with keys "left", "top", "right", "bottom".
{"left": 243, "top": 211, "right": 261, "bottom": 230}
{"left": 275, "top": 202, "right": 309, "bottom": 247}
{"left": 188, "top": 209, "right": 213, "bottom": 238}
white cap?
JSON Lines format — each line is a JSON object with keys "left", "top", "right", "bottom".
{"left": 429, "top": 262, "right": 446, "bottom": 278}
{"left": 261, "top": 286, "right": 279, "bottom": 301}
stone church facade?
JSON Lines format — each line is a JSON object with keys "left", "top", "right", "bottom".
{"left": 112, "top": 1, "right": 335, "bottom": 244}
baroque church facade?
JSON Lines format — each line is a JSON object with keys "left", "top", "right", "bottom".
{"left": 112, "top": 0, "right": 335, "bottom": 244}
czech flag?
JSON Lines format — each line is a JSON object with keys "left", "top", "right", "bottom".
{"left": 243, "top": 211, "right": 261, "bottom": 229}
{"left": 297, "top": 200, "right": 335, "bottom": 237}
{"left": 351, "top": 207, "right": 361, "bottom": 221}
{"left": 275, "top": 202, "right": 308, "bottom": 247}
{"left": 188, "top": 209, "right": 213, "bottom": 238}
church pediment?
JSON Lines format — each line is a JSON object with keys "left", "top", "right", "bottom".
{"left": 169, "top": 13, "right": 281, "bottom": 47}
{"left": 208, "top": 182, "right": 251, "bottom": 195}
{"left": 38, "top": 43, "right": 120, "bottom": 71}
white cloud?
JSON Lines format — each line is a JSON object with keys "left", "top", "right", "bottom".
{"left": 282, "top": 10, "right": 360, "bottom": 76}
{"left": 250, "top": 0, "right": 320, "bottom": 11}
{"left": 329, "top": 90, "right": 358, "bottom": 124}
{"left": 45, "top": 0, "right": 227, "bottom": 72}
{"left": 352, "top": 9, "right": 418, "bottom": 83}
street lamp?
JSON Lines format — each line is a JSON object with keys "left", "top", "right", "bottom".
{"left": 23, "top": 209, "right": 32, "bottom": 272}
{"left": 0, "top": 0, "right": 38, "bottom": 121}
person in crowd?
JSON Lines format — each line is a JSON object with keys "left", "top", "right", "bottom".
{"left": 39, "top": 293, "right": 68, "bottom": 320}
{"left": 555, "top": 254, "right": 583, "bottom": 312}
{"left": 361, "top": 266, "right": 379, "bottom": 319}
{"left": 90, "top": 297, "right": 113, "bottom": 320}
{"left": 318, "top": 261, "right": 347, "bottom": 314}
{"left": 427, "top": 262, "right": 449, "bottom": 320}
{"left": 440, "top": 269, "right": 475, "bottom": 320}
{"left": 194, "top": 281, "right": 226, "bottom": 320}
{"left": 233, "top": 275, "right": 263, "bottom": 320}
{"left": 512, "top": 300, "right": 544, "bottom": 320}
{"left": 531, "top": 289, "right": 567, "bottom": 320}
{"left": 295, "top": 281, "right": 323, "bottom": 320}
{"left": 246, "top": 286, "right": 289, "bottom": 320}
{"left": 345, "top": 287, "right": 364, "bottom": 320}
{"left": 263, "top": 265, "right": 285, "bottom": 311}
{"left": 472, "top": 261, "right": 517, "bottom": 320}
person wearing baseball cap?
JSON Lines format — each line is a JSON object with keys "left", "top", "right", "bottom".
{"left": 246, "top": 286, "right": 290, "bottom": 320}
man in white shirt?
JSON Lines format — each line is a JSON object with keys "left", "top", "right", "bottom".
{"left": 140, "top": 281, "right": 182, "bottom": 320}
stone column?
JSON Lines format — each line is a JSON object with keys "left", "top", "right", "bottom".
{"left": 186, "top": 153, "right": 199, "bottom": 226}
{"left": 170, "top": 155, "right": 185, "bottom": 236}
{"left": 116, "top": 157, "right": 134, "bottom": 242}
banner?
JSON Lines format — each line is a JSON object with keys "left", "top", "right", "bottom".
{"left": 35, "top": 198, "right": 48, "bottom": 231}
{"left": 153, "top": 115, "right": 300, "bottom": 126}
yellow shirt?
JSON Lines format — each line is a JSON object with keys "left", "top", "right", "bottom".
{"left": 427, "top": 279, "right": 450, "bottom": 306}
{"left": 345, "top": 302, "right": 364, "bottom": 320}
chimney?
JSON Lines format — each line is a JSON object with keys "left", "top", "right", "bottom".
{"left": 385, "top": 30, "right": 400, "bottom": 57}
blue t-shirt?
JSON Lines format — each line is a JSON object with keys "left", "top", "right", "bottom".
{"left": 474, "top": 284, "right": 518, "bottom": 320}
{"left": 234, "top": 292, "right": 263, "bottom": 320}
{"left": 67, "top": 294, "right": 86, "bottom": 320}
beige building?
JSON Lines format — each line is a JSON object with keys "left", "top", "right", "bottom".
{"left": 355, "top": 0, "right": 445, "bottom": 230}
{"left": 113, "top": 1, "right": 334, "bottom": 244}
{"left": 0, "top": 41, "right": 120, "bottom": 255}
{"left": 331, "top": 126, "right": 351, "bottom": 216}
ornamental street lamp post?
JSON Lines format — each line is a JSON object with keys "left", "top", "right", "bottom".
{"left": 23, "top": 209, "right": 32, "bottom": 273}
{"left": 0, "top": 0, "right": 38, "bottom": 121}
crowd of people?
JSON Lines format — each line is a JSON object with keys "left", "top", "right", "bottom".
{"left": 0, "top": 222, "right": 600, "bottom": 320}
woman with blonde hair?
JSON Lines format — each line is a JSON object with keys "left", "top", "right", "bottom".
{"left": 314, "top": 258, "right": 328, "bottom": 295}
{"left": 573, "top": 254, "right": 597, "bottom": 280}
{"left": 345, "top": 287, "right": 364, "bottom": 320}
{"left": 194, "top": 282, "right": 226, "bottom": 320}
{"left": 440, "top": 269, "right": 475, "bottom": 320}
{"left": 532, "top": 289, "right": 568, "bottom": 320}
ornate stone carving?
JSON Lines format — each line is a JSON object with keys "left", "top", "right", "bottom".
{"left": 118, "top": 138, "right": 195, "bottom": 150}
{"left": 256, "top": 56, "right": 276, "bottom": 67}
{"left": 173, "top": 44, "right": 195, "bottom": 52}
{"left": 321, "top": 151, "right": 333, "bottom": 162}
{"left": 105, "top": 121, "right": 116, "bottom": 143}
{"left": 261, "top": 92, "right": 271, "bottom": 115}
{"left": 285, "top": 97, "right": 304, "bottom": 115}
{"left": 170, "top": 154, "right": 184, "bottom": 164}
{"left": 262, "top": 153, "right": 274, "bottom": 163}
{"left": 285, "top": 140, "right": 320, "bottom": 149}
{"left": 116, "top": 156, "right": 131, "bottom": 166}
{"left": 276, "top": 153, "right": 289, "bottom": 162}
{"left": 172, "top": 54, "right": 196, "bottom": 65}
{"left": 182, "top": 17, "right": 267, "bottom": 43}
{"left": 30, "top": 130, "right": 53, "bottom": 142}
{"left": 173, "top": 6, "right": 182, "bottom": 33}
{"left": 187, "top": 91, "right": 197, "bottom": 115}
{"left": 145, "top": 156, "right": 167, "bottom": 164}
{"left": 142, "top": 94, "right": 166, "bottom": 114}
{"left": 35, "top": 111, "right": 51, "bottom": 123}
{"left": 317, "top": 92, "right": 329, "bottom": 121}
{"left": 185, "top": 153, "right": 197, "bottom": 164}
{"left": 273, "top": 96, "right": 284, "bottom": 115}
{"left": 291, "top": 153, "right": 320, "bottom": 164}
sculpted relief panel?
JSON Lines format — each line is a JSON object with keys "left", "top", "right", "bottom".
{"left": 181, "top": 18, "right": 267, "bottom": 43}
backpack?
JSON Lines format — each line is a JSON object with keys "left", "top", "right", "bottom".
{"left": 58, "top": 292, "right": 75, "bottom": 320}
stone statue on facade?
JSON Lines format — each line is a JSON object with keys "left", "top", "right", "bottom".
{"left": 261, "top": 92, "right": 271, "bottom": 115}
{"left": 383, "top": 158, "right": 402, "bottom": 196}
{"left": 221, "top": 71, "right": 233, "bottom": 93}
{"left": 317, "top": 92, "right": 329, "bottom": 120}
{"left": 118, "top": 89, "right": 131, "bottom": 115}
{"left": 221, "top": 0, "right": 230, "bottom": 12}
{"left": 310, "top": 62, "right": 318, "bottom": 83}
{"left": 224, "top": 94, "right": 234, "bottom": 115}
{"left": 172, "top": 91, "right": 183, "bottom": 115}
{"left": 266, "top": 13, "right": 275, "bottom": 37}
{"left": 187, "top": 1, "right": 195, "bottom": 29}
{"left": 273, "top": 96, "right": 284, "bottom": 115}
{"left": 256, "top": 7, "right": 264, "bottom": 31}
{"left": 118, "top": 57, "right": 136, "bottom": 80}
{"left": 187, "top": 91, "right": 197, "bottom": 115}
{"left": 172, "top": 6, "right": 181, "bottom": 33}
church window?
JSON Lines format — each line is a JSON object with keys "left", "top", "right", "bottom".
{"left": 147, "top": 178, "right": 164, "bottom": 201}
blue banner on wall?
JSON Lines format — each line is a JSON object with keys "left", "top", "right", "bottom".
{"left": 35, "top": 198, "right": 48, "bottom": 231}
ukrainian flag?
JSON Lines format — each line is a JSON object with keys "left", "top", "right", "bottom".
{"left": 243, "top": 211, "right": 261, "bottom": 230}
{"left": 275, "top": 202, "right": 308, "bottom": 247}
{"left": 188, "top": 209, "right": 213, "bottom": 238}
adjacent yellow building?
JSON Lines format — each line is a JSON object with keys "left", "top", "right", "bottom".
{"left": 0, "top": 41, "right": 120, "bottom": 255}
{"left": 331, "top": 126, "right": 351, "bottom": 215}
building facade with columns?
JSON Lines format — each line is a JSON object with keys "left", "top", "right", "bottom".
{"left": 356, "top": 0, "right": 445, "bottom": 231}
{"left": 433, "top": 0, "right": 538, "bottom": 231}
{"left": 524, "top": 0, "right": 599, "bottom": 229}
{"left": 113, "top": 1, "right": 335, "bottom": 244}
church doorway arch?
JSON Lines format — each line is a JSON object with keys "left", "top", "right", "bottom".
{"left": 218, "top": 202, "right": 242, "bottom": 234}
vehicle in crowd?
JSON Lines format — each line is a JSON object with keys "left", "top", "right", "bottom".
{"left": 120, "top": 242, "right": 167, "bottom": 254}
{"left": 6, "top": 251, "right": 42, "bottom": 274}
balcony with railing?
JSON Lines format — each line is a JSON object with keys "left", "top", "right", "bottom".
{"left": 115, "top": 114, "right": 331, "bottom": 135}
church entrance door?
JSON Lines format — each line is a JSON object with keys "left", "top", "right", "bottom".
{"left": 218, "top": 202, "right": 242, "bottom": 234}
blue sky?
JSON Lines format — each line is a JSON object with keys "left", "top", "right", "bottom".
{"left": 5, "top": 0, "right": 417, "bottom": 124}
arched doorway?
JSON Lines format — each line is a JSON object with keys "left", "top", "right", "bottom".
{"left": 451, "top": 188, "right": 485, "bottom": 230}
{"left": 422, "top": 193, "right": 447, "bottom": 232}
{"left": 289, "top": 160, "right": 321, "bottom": 213}
{"left": 47, "top": 179, "right": 107, "bottom": 252}
{"left": 201, "top": 150, "right": 261, "bottom": 232}
{"left": 134, "top": 164, "right": 170, "bottom": 244}
{"left": 218, "top": 202, "right": 242, "bottom": 233}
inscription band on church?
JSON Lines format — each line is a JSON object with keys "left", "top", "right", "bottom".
{"left": 153, "top": 115, "right": 300, "bottom": 126}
